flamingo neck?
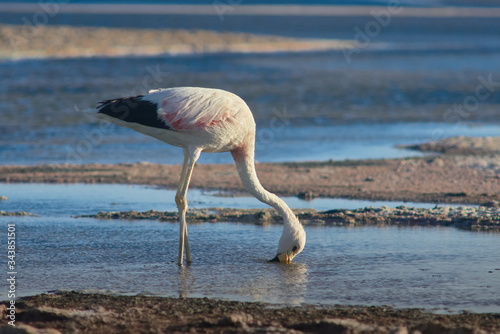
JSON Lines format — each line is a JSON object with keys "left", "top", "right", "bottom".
{"left": 231, "top": 146, "right": 300, "bottom": 229}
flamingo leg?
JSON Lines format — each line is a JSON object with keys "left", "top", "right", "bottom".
{"left": 176, "top": 148, "right": 201, "bottom": 266}
{"left": 176, "top": 152, "right": 189, "bottom": 265}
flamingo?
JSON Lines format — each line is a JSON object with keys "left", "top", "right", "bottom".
{"left": 85, "top": 87, "right": 306, "bottom": 266}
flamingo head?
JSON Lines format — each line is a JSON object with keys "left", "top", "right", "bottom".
{"left": 269, "top": 220, "right": 306, "bottom": 264}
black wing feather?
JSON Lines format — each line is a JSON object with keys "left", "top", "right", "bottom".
{"left": 97, "top": 95, "right": 170, "bottom": 130}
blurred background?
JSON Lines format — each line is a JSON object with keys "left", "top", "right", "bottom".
{"left": 1, "top": 0, "right": 500, "bottom": 165}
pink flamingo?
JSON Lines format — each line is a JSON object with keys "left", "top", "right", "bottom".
{"left": 85, "top": 87, "right": 305, "bottom": 266}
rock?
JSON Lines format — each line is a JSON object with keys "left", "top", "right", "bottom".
{"left": 432, "top": 158, "right": 444, "bottom": 167}
{"left": 218, "top": 312, "right": 253, "bottom": 328}
{"left": 0, "top": 211, "right": 38, "bottom": 217}
{"left": 0, "top": 324, "right": 61, "bottom": 334}
{"left": 445, "top": 192, "right": 467, "bottom": 197}
{"left": 253, "top": 210, "right": 272, "bottom": 223}
{"left": 483, "top": 200, "right": 500, "bottom": 208}
{"left": 294, "top": 318, "right": 383, "bottom": 334}
{"left": 391, "top": 326, "right": 409, "bottom": 334}
{"left": 298, "top": 191, "right": 315, "bottom": 200}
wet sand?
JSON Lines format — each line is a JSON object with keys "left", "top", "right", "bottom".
{"left": 2, "top": 291, "right": 500, "bottom": 334}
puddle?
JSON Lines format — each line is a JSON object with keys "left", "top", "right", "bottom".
{"left": 0, "top": 217, "right": 498, "bottom": 313}
{"left": 0, "top": 183, "right": 468, "bottom": 217}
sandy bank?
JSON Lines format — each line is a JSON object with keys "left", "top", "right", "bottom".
{"left": 1, "top": 291, "right": 499, "bottom": 334}
{"left": 0, "top": 24, "right": 353, "bottom": 61}
{"left": 1, "top": 157, "right": 498, "bottom": 207}
{"left": 402, "top": 136, "right": 500, "bottom": 155}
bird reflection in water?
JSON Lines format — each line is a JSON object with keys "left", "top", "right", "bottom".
{"left": 238, "top": 262, "right": 309, "bottom": 306}
{"left": 177, "top": 265, "right": 193, "bottom": 299}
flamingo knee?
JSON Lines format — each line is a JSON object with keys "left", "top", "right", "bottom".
{"left": 175, "top": 194, "right": 187, "bottom": 214}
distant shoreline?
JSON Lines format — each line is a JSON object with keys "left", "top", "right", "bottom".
{"left": 0, "top": 24, "right": 356, "bottom": 61}
{"left": 2, "top": 3, "right": 500, "bottom": 17}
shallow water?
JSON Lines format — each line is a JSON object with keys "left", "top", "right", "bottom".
{"left": 1, "top": 8, "right": 500, "bottom": 166}
{"left": 1, "top": 217, "right": 499, "bottom": 313}
{"left": 1, "top": 183, "right": 498, "bottom": 313}
{"left": 3, "top": 121, "right": 500, "bottom": 165}
{"left": 2, "top": 48, "right": 500, "bottom": 165}
{"left": 0, "top": 183, "right": 466, "bottom": 216}
{"left": 2, "top": 35, "right": 500, "bottom": 165}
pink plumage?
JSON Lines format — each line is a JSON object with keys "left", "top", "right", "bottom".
{"left": 147, "top": 87, "right": 247, "bottom": 131}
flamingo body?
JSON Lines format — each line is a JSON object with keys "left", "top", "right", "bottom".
{"left": 86, "top": 87, "right": 305, "bottom": 265}
{"left": 96, "top": 87, "right": 253, "bottom": 153}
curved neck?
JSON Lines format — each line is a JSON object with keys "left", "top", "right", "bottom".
{"left": 231, "top": 145, "right": 299, "bottom": 229}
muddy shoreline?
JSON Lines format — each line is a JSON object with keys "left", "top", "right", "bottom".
{"left": 75, "top": 206, "right": 500, "bottom": 232}
{"left": 1, "top": 156, "right": 499, "bottom": 206}
{"left": 2, "top": 292, "right": 500, "bottom": 334}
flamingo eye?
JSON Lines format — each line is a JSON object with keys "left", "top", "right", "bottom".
{"left": 292, "top": 245, "right": 298, "bottom": 252}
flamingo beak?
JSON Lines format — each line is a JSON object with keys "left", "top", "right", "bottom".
{"left": 269, "top": 250, "right": 295, "bottom": 264}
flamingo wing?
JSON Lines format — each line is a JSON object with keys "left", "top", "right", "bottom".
{"left": 144, "top": 87, "right": 247, "bottom": 131}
